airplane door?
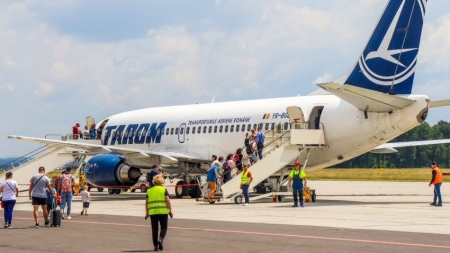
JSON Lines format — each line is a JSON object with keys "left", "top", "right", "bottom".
{"left": 286, "top": 106, "right": 306, "bottom": 129}
{"left": 86, "top": 116, "right": 96, "bottom": 130}
{"left": 178, "top": 123, "right": 186, "bottom": 143}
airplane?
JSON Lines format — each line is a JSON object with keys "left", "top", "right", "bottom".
{"left": 7, "top": 0, "right": 450, "bottom": 199}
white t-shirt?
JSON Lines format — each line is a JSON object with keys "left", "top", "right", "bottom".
{"left": 81, "top": 190, "right": 90, "bottom": 202}
{"left": 1, "top": 180, "right": 18, "bottom": 201}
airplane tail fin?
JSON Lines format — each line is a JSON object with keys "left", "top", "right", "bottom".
{"left": 341, "top": 0, "right": 427, "bottom": 95}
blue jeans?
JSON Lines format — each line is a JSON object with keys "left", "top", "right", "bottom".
{"left": 242, "top": 185, "right": 250, "bottom": 204}
{"left": 434, "top": 183, "right": 443, "bottom": 204}
{"left": 292, "top": 182, "right": 303, "bottom": 206}
{"left": 3, "top": 200, "right": 16, "bottom": 225}
{"left": 60, "top": 192, "right": 73, "bottom": 215}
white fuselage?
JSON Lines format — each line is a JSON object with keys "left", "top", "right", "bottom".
{"left": 100, "top": 93, "right": 429, "bottom": 171}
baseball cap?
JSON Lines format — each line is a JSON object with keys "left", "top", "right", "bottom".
{"left": 76, "top": 123, "right": 80, "bottom": 126}
{"left": 295, "top": 162, "right": 302, "bottom": 166}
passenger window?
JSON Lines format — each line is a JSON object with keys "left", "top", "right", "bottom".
{"left": 165, "top": 128, "right": 169, "bottom": 135}
{"left": 247, "top": 124, "right": 251, "bottom": 132}
{"left": 208, "top": 126, "right": 212, "bottom": 133}
{"left": 180, "top": 128, "right": 184, "bottom": 134}
{"left": 284, "top": 122, "right": 289, "bottom": 130}
{"left": 230, "top": 125, "right": 234, "bottom": 132}
{"left": 161, "top": 129, "right": 164, "bottom": 135}
{"left": 265, "top": 123, "right": 269, "bottom": 131}
{"left": 192, "top": 126, "right": 196, "bottom": 134}
{"left": 170, "top": 128, "right": 174, "bottom": 135}
{"left": 156, "top": 129, "right": 161, "bottom": 136}
{"left": 219, "top": 125, "right": 223, "bottom": 133}
{"left": 186, "top": 127, "right": 190, "bottom": 134}
{"left": 241, "top": 124, "right": 245, "bottom": 132}
{"left": 225, "top": 125, "right": 229, "bottom": 133}
{"left": 236, "top": 125, "right": 240, "bottom": 132}
{"left": 197, "top": 127, "right": 201, "bottom": 134}
{"left": 271, "top": 123, "right": 275, "bottom": 130}
{"left": 253, "top": 124, "right": 257, "bottom": 131}
{"left": 203, "top": 126, "right": 207, "bottom": 133}
{"left": 175, "top": 128, "right": 179, "bottom": 135}
{"left": 214, "top": 126, "right": 217, "bottom": 133}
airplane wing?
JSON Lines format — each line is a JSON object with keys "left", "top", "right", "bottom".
{"left": 429, "top": 99, "right": 450, "bottom": 108}
{"left": 7, "top": 135, "right": 204, "bottom": 162}
{"left": 370, "top": 139, "right": 450, "bottom": 154}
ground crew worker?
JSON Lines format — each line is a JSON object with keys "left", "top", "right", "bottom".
{"left": 288, "top": 162, "right": 306, "bottom": 207}
{"left": 145, "top": 176, "right": 173, "bottom": 252}
{"left": 429, "top": 161, "right": 443, "bottom": 206}
{"left": 240, "top": 165, "right": 253, "bottom": 206}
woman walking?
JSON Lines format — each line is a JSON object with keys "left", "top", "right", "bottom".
{"left": 145, "top": 175, "right": 173, "bottom": 251}
{"left": 0, "top": 172, "right": 19, "bottom": 228}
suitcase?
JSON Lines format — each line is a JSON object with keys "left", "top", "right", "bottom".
{"left": 51, "top": 204, "right": 61, "bottom": 227}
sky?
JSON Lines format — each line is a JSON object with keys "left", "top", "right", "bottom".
{"left": 1, "top": 0, "right": 450, "bottom": 157}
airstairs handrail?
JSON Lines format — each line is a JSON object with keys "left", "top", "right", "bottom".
{"left": 0, "top": 144, "right": 62, "bottom": 172}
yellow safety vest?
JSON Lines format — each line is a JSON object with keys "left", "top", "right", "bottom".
{"left": 241, "top": 170, "right": 251, "bottom": 185}
{"left": 147, "top": 186, "right": 169, "bottom": 215}
{"left": 290, "top": 169, "right": 306, "bottom": 179}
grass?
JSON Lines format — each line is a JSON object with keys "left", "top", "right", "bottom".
{"left": 306, "top": 168, "right": 442, "bottom": 182}
{"left": 47, "top": 170, "right": 65, "bottom": 179}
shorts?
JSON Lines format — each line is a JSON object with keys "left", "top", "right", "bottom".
{"left": 32, "top": 197, "right": 47, "bottom": 206}
{"left": 83, "top": 202, "right": 90, "bottom": 208}
{"left": 251, "top": 153, "right": 258, "bottom": 163}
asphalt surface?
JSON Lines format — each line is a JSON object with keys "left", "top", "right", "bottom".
{"left": 1, "top": 210, "right": 450, "bottom": 253}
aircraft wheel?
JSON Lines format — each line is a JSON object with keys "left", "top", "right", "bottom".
{"left": 108, "top": 188, "right": 114, "bottom": 194}
{"left": 97, "top": 187, "right": 104, "bottom": 192}
{"left": 175, "top": 181, "right": 189, "bottom": 198}
{"left": 234, "top": 195, "right": 243, "bottom": 204}
{"left": 114, "top": 189, "right": 121, "bottom": 194}
{"left": 140, "top": 184, "right": 147, "bottom": 192}
{"left": 277, "top": 195, "right": 283, "bottom": 202}
{"left": 311, "top": 190, "right": 316, "bottom": 202}
{"left": 189, "top": 180, "right": 201, "bottom": 198}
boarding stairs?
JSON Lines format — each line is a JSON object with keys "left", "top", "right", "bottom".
{"left": 0, "top": 144, "right": 77, "bottom": 185}
{"left": 201, "top": 123, "right": 326, "bottom": 203}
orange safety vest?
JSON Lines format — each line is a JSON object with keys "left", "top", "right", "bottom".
{"left": 433, "top": 167, "right": 443, "bottom": 185}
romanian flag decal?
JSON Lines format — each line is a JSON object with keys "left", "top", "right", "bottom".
{"left": 262, "top": 114, "right": 270, "bottom": 120}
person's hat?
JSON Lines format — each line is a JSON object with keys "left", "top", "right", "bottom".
{"left": 431, "top": 161, "right": 437, "bottom": 165}
{"left": 76, "top": 123, "right": 80, "bottom": 126}
{"left": 295, "top": 162, "right": 302, "bottom": 166}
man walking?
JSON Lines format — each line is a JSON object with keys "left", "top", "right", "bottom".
{"left": 207, "top": 161, "right": 221, "bottom": 199}
{"left": 29, "top": 166, "right": 54, "bottom": 228}
{"left": 58, "top": 167, "right": 75, "bottom": 219}
{"left": 146, "top": 165, "right": 161, "bottom": 188}
{"left": 288, "top": 162, "right": 307, "bottom": 207}
{"left": 240, "top": 165, "right": 253, "bottom": 206}
{"left": 256, "top": 126, "right": 265, "bottom": 160}
{"left": 429, "top": 161, "right": 443, "bottom": 206}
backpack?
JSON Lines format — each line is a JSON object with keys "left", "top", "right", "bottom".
{"left": 61, "top": 174, "right": 72, "bottom": 193}
{"left": 246, "top": 141, "right": 254, "bottom": 155}
{"left": 233, "top": 153, "right": 240, "bottom": 162}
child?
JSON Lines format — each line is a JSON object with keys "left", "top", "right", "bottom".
{"left": 80, "top": 185, "right": 91, "bottom": 216}
{"left": 46, "top": 182, "right": 57, "bottom": 214}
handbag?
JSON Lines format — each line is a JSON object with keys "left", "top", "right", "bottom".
{"left": 0, "top": 195, "right": 3, "bottom": 209}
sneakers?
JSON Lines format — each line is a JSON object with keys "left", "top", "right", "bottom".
{"left": 436, "top": 203, "right": 443, "bottom": 207}
{"left": 241, "top": 203, "right": 249, "bottom": 206}
{"left": 158, "top": 240, "right": 164, "bottom": 251}
{"left": 300, "top": 204, "right": 304, "bottom": 207}
{"left": 154, "top": 246, "right": 159, "bottom": 252}
{"left": 292, "top": 204, "right": 298, "bottom": 207}
{"left": 81, "top": 211, "right": 84, "bottom": 215}
{"left": 62, "top": 214, "right": 65, "bottom": 220}
{"left": 7, "top": 224, "right": 11, "bottom": 229}
{"left": 44, "top": 221, "right": 50, "bottom": 227}
{"left": 4, "top": 224, "right": 7, "bottom": 228}
{"left": 67, "top": 216, "right": 72, "bottom": 220}
{"left": 430, "top": 203, "right": 436, "bottom": 206}
{"left": 35, "top": 223, "right": 40, "bottom": 228}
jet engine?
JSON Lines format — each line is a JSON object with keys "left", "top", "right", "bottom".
{"left": 84, "top": 154, "right": 141, "bottom": 187}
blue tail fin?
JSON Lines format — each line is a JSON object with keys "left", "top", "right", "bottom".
{"left": 344, "top": 0, "right": 427, "bottom": 94}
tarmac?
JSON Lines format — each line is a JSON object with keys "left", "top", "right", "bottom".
{"left": 2, "top": 181, "right": 450, "bottom": 253}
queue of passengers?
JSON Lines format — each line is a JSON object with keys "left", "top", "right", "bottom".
{"left": 72, "top": 122, "right": 103, "bottom": 140}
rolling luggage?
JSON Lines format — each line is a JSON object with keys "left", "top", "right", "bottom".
{"left": 51, "top": 204, "right": 61, "bottom": 227}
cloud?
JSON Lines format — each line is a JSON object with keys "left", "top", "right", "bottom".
{"left": 1, "top": 83, "right": 14, "bottom": 91}
{"left": 313, "top": 74, "right": 332, "bottom": 85}
{"left": 34, "top": 82, "right": 54, "bottom": 95}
